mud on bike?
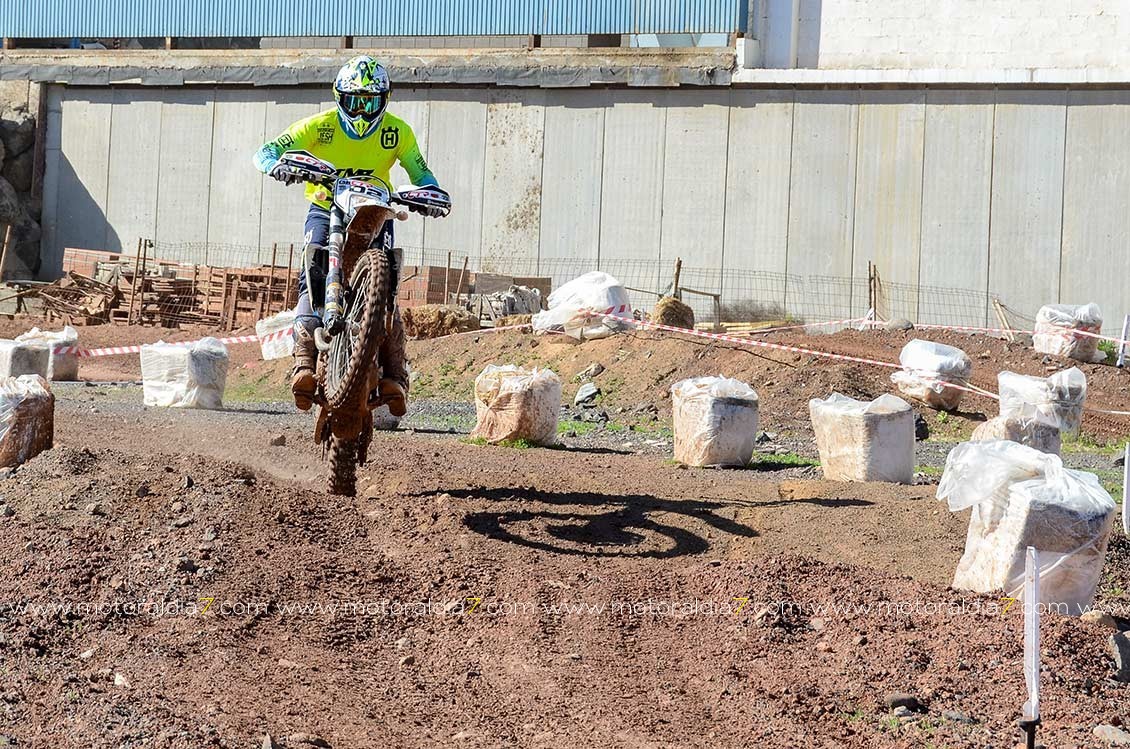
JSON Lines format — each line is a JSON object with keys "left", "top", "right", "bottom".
{"left": 273, "top": 150, "right": 451, "bottom": 495}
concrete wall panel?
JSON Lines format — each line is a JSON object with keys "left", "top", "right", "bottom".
{"left": 1061, "top": 90, "right": 1130, "bottom": 328}
{"left": 387, "top": 89, "right": 431, "bottom": 252}
{"left": 723, "top": 89, "right": 794, "bottom": 274}
{"left": 104, "top": 89, "right": 163, "bottom": 254}
{"left": 207, "top": 89, "right": 268, "bottom": 251}
{"left": 660, "top": 90, "right": 730, "bottom": 285}
{"left": 988, "top": 90, "right": 1068, "bottom": 320}
{"left": 722, "top": 90, "right": 794, "bottom": 311}
{"left": 853, "top": 90, "right": 925, "bottom": 321}
{"left": 258, "top": 89, "right": 326, "bottom": 251}
{"left": 539, "top": 90, "right": 606, "bottom": 265}
{"left": 41, "top": 84, "right": 1130, "bottom": 330}
{"left": 598, "top": 91, "right": 667, "bottom": 288}
{"left": 919, "top": 90, "right": 995, "bottom": 325}
{"left": 155, "top": 88, "right": 215, "bottom": 248}
{"left": 786, "top": 90, "right": 859, "bottom": 317}
{"left": 479, "top": 90, "right": 545, "bottom": 271}
{"left": 422, "top": 90, "right": 487, "bottom": 261}
{"left": 54, "top": 89, "right": 114, "bottom": 263}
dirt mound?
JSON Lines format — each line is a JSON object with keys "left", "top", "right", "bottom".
{"left": 653, "top": 295, "right": 695, "bottom": 329}
{"left": 402, "top": 304, "right": 479, "bottom": 339}
{"left": 408, "top": 326, "right": 1130, "bottom": 444}
{"left": 0, "top": 441, "right": 1126, "bottom": 747}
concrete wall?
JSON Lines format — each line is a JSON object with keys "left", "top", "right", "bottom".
{"left": 782, "top": 0, "right": 1130, "bottom": 70}
{"left": 41, "top": 83, "right": 1130, "bottom": 330}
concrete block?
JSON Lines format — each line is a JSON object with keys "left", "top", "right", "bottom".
{"left": 0, "top": 341, "right": 50, "bottom": 379}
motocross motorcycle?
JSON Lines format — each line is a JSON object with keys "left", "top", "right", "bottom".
{"left": 273, "top": 150, "right": 451, "bottom": 495}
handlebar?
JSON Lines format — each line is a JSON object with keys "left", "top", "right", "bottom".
{"left": 274, "top": 151, "right": 452, "bottom": 217}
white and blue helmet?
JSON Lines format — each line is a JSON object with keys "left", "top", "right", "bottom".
{"left": 334, "top": 56, "right": 391, "bottom": 140}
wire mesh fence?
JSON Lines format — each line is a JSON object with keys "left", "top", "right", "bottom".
{"left": 58, "top": 238, "right": 1033, "bottom": 333}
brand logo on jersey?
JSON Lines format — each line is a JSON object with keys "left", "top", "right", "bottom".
{"left": 336, "top": 167, "right": 376, "bottom": 179}
{"left": 318, "top": 125, "right": 335, "bottom": 145}
{"left": 380, "top": 126, "right": 399, "bottom": 149}
{"left": 278, "top": 133, "right": 295, "bottom": 148}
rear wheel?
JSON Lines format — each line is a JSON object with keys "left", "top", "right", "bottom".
{"left": 328, "top": 436, "right": 358, "bottom": 496}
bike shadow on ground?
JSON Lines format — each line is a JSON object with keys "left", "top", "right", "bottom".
{"left": 406, "top": 487, "right": 871, "bottom": 559}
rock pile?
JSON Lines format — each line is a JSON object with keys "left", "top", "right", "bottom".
{"left": 0, "top": 90, "right": 40, "bottom": 277}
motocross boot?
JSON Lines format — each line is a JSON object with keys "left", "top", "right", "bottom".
{"left": 291, "top": 325, "right": 318, "bottom": 412}
{"left": 378, "top": 309, "right": 409, "bottom": 417}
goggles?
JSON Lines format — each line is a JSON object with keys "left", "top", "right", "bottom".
{"left": 339, "top": 92, "right": 386, "bottom": 119}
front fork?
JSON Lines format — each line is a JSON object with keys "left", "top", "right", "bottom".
{"left": 322, "top": 208, "right": 347, "bottom": 337}
{"left": 314, "top": 209, "right": 347, "bottom": 352}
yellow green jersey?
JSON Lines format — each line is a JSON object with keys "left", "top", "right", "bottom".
{"left": 253, "top": 108, "right": 437, "bottom": 209}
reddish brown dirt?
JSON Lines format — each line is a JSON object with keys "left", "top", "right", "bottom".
{"left": 0, "top": 396, "right": 1126, "bottom": 748}
{"left": 0, "top": 317, "right": 1127, "bottom": 747}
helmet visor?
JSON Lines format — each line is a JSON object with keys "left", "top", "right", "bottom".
{"left": 339, "top": 92, "right": 386, "bottom": 119}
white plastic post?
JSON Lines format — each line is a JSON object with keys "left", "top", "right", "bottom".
{"left": 1022, "top": 546, "right": 1041, "bottom": 724}
{"left": 1123, "top": 443, "right": 1129, "bottom": 536}
{"left": 1118, "top": 315, "right": 1129, "bottom": 368}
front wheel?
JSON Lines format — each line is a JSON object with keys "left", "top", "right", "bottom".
{"left": 322, "top": 248, "right": 391, "bottom": 412}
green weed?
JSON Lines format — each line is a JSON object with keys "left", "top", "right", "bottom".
{"left": 748, "top": 452, "right": 820, "bottom": 470}
{"left": 460, "top": 436, "right": 536, "bottom": 450}
{"left": 1097, "top": 339, "right": 1119, "bottom": 364}
{"left": 557, "top": 420, "right": 599, "bottom": 436}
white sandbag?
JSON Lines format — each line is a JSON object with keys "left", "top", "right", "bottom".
{"left": 140, "top": 337, "right": 229, "bottom": 410}
{"left": 937, "top": 440, "right": 1116, "bottom": 616}
{"left": 0, "top": 375, "right": 54, "bottom": 467}
{"left": 1033, "top": 303, "right": 1105, "bottom": 362}
{"left": 531, "top": 271, "right": 630, "bottom": 340}
{"left": 972, "top": 416, "right": 1061, "bottom": 456}
{"left": 809, "top": 393, "right": 915, "bottom": 483}
{"left": 0, "top": 340, "right": 50, "bottom": 380}
{"left": 487, "top": 285, "right": 543, "bottom": 316}
{"left": 671, "top": 376, "right": 760, "bottom": 467}
{"left": 255, "top": 309, "right": 296, "bottom": 361}
{"left": 998, "top": 368, "right": 1086, "bottom": 436}
{"left": 890, "top": 339, "right": 972, "bottom": 411}
{"left": 471, "top": 365, "right": 561, "bottom": 445}
{"left": 14, "top": 326, "right": 80, "bottom": 380}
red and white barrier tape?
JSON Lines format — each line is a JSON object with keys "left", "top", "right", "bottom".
{"left": 594, "top": 313, "right": 1130, "bottom": 410}
{"left": 606, "top": 313, "right": 904, "bottom": 370}
{"left": 727, "top": 316, "right": 870, "bottom": 336}
{"left": 863, "top": 319, "right": 1130, "bottom": 348}
{"left": 429, "top": 322, "right": 530, "bottom": 341}
{"left": 52, "top": 317, "right": 531, "bottom": 358}
{"left": 614, "top": 314, "right": 1130, "bottom": 416}
{"left": 56, "top": 327, "right": 294, "bottom": 359}
{"left": 29, "top": 306, "right": 1130, "bottom": 419}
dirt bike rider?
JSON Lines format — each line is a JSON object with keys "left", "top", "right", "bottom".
{"left": 252, "top": 55, "right": 448, "bottom": 416}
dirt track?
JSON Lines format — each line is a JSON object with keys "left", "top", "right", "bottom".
{"left": 0, "top": 384, "right": 1126, "bottom": 748}
{"left": 1, "top": 320, "right": 1129, "bottom": 747}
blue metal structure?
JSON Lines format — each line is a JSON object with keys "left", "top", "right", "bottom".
{"left": 3, "top": 0, "right": 746, "bottom": 38}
